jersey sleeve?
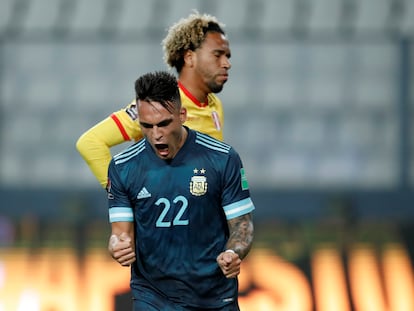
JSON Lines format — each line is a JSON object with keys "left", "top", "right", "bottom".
{"left": 76, "top": 100, "right": 144, "bottom": 188}
{"left": 107, "top": 160, "right": 134, "bottom": 223}
{"left": 221, "top": 150, "right": 255, "bottom": 220}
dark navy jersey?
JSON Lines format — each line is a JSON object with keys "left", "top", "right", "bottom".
{"left": 107, "top": 128, "right": 255, "bottom": 308}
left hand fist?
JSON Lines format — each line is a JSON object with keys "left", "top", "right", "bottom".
{"left": 216, "top": 251, "right": 241, "bottom": 278}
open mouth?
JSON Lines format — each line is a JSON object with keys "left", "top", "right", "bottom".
{"left": 155, "top": 144, "right": 169, "bottom": 157}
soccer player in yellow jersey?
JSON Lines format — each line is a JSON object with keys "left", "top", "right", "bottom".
{"left": 76, "top": 12, "right": 231, "bottom": 189}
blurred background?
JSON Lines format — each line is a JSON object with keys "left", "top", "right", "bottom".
{"left": 0, "top": 0, "right": 413, "bottom": 310}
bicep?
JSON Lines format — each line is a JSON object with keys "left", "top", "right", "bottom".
{"left": 227, "top": 213, "right": 254, "bottom": 237}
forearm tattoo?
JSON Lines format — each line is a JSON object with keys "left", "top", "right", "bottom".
{"left": 226, "top": 213, "right": 254, "bottom": 259}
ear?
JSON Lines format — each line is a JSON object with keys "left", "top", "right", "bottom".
{"left": 183, "top": 50, "right": 194, "bottom": 67}
{"left": 179, "top": 107, "right": 187, "bottom": 124}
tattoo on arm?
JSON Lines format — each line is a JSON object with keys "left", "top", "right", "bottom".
{"left": 226, "top": 213, "right": 254, "bottom": 259}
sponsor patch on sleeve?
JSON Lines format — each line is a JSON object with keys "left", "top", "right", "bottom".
{"left": 240, "top": 168, "right": 249, "bottom": 190}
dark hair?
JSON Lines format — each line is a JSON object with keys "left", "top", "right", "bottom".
{"left": 135, "top": 71, "right": 181, "bottom": 112}
{"left": 162, "top": 12, "right": 226, "bottom": 73}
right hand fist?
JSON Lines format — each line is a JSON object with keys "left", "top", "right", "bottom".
{"left": 108, "top": 232, "right": 136, "bottom": 266}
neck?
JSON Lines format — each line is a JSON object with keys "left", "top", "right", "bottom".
{"left": 178, "top": 80, "right": 208, "bottom": 107}
{"left": 178, "top": 126, "right": 188, "bottom": 149}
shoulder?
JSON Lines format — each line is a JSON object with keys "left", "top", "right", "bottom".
{"left": 111, "top": 139, "right": 146, "bottom": 167}
{"left": 193, "top": 131, "right": 232, "bottom": 155}
{"left": 124, "top": 100, "right": 138, "bottom": 121}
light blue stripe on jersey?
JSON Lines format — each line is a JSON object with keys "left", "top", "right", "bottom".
{"left": 109, "top": 207, "right": 134, "bottom": 222}
{"left": 223, "top": 197, "right": 255, "bottom": 220}
{"left": 114, "top": 140, "right": 146, "bottom": 165}
{"left": 195, "top": 132, "right": 231, "bottom": 153}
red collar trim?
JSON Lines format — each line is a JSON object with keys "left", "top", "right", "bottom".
{"left": 178, "top": 81, "right": 208, "bottom": 107}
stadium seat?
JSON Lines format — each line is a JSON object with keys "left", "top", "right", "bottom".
{"left": 400, "top": 0, "right": 414, "bottom": 35}
{"left": 353, "top": 0, "right": 390, "bottom": 34}
{"left": 0, "top": 0, "right": 14, "bottom": 35}
{"left": 69, "top": 0, "right": 107, "bottom": 34}
{"left": 117, "top": 0, "right": 154, "bottom": 34}
{"left": 308, "top": 0, "right": 342, "bottom": 34}
{"left": 19, "top": 0, "right": 60, "bottom": 34}
{"left": 259, "top": 0, "right": 295, "bottom": 34}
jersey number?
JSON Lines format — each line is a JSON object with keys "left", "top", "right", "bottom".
{"left": 155, "top": 196, "right": 189, "bottom": 227}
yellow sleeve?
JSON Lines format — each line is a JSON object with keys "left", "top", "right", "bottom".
{"left": 76, "top": 102, "right": 143, "bottom": 188}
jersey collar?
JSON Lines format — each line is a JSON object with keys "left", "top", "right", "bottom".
{"left": 178, "top": 81, "right": 209, "bottom": 108}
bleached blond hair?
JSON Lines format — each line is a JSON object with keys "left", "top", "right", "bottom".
{"left": 162, "top": 11, "right": 226, "bottom": 73}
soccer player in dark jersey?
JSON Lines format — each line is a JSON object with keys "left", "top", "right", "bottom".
{"left": 107, "top": 71, "right": 254, "bottom": 310}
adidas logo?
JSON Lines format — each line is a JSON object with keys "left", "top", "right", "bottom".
{"left": 137, "top": 187, "right": 151, "bottom": 199}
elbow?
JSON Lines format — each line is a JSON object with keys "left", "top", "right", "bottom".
{"left": 76, "top": 131, "right": 97, "bottom": 161}
{"left": 75, "top": 133, "right": 87, "bottom": 157}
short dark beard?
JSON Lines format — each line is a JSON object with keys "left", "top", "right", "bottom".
{"left": 207, "top": 81, "right": 224, "bottom": 94}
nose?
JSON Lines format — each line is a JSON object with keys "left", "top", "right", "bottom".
{"left": 151, "top": 126, "right": 163, "bottom": 140}
{"left": 223, "top": 57, "right": 231, "bottom": 69}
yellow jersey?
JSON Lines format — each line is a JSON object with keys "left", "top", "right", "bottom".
{"left": 76, "top": 83, "right": 224, "bottom": 188}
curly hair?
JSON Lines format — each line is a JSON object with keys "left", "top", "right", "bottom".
{"left": 162, "top": 11, "right": 226, "bottom": 73}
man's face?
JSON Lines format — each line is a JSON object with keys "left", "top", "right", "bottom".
{"left": 193, "top": 32, "right": 232, "bottom": 93}
{"left": 138, "top": 100, "right": 187, "bottom": 160}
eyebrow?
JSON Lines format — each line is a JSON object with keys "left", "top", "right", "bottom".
{"left": 139, "top": 118, "right": 173, "bottom": 128}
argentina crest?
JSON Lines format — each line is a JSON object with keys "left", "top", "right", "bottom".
{"left": 190, "top": 168, "right": 208, "bottom": 196}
